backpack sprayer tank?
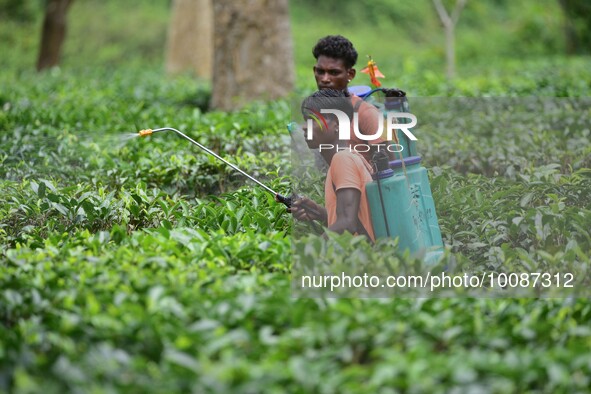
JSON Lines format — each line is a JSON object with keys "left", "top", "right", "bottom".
{"left": 348, "top": 85, "right": 417, "bottom": 158}
{"left": 352, "top": 87, "right": 444, "bottom": 264}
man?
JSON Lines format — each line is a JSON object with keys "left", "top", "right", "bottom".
{"left": 292, "top": 89, "right": 375, "bottom": 241}
{"left": 312, "top": 35, "right": 392, "bottom": 162}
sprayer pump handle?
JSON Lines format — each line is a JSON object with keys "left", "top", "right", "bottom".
{"left": 275, "top": 194, "right": 293, "bottom": 208}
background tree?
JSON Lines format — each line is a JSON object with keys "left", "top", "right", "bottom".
{"left": 165, "top": 0, "right": 213, "bottom": 79}
{"left": 0, "top": 0, "right": 39, "bottom": 21}
{"left": 432, "top": 0, "right": 467, "bottom": 80}
{"left": 37, "top": 0, "right": 74, "bottom": 71}
{"left": 210, "top": 0, "right": 294, "bottom": 111}
{"left": 557, "top": 0, "right": 591, "bottom": 55}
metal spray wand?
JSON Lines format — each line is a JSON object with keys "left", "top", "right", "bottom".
{"left": 138, "top": 127, "right": 294, "bottom": 208}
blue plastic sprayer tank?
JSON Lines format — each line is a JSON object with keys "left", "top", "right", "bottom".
{"left": 348, "top": 85, "right": 416, "bottom": 158}
{"left": 350, "top": 85, "right": 443, "bottom": 263}
{"left": 366, "top": 156, "right": 444, "bottom": 264}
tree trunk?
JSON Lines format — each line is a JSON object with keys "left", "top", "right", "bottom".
{"left": 558, "top": 0, "right": 591, "bottom": 55}
{"left": 165, "top": 0, "right": 213, "bottom": 79}
{"left": 210, "top": 0, "right": 294, "bottom": 111}
{"left": 432, "top": 0, "right": 466, "bottom": 81}
{"left": 445, "top": 25, "right": 455, "bottom": 80}
{"left": 37, "top": 0, "right": 74, "bottom": 71}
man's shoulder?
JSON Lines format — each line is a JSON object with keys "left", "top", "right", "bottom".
{"left": 350, "top": 94, "right": 379, "bottom": 114}
{"left": 329, "top": 151, "right": 373, "bottom": 184}
{"left": 333, "top": 150, "right": 360, "bottom": 160}
{"left": 332, "top": 151, "right": 371, "bottom": 169}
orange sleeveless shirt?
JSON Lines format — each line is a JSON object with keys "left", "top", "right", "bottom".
{"left": 325, "top": 151, "right": 375, "bottom": 241}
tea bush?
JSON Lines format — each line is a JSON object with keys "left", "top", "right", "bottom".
{"left": 1, "top": 61, "right": 591, "bottom": 392}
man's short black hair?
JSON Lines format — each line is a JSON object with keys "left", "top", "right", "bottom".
{"left": 301, "top": 88, "right": 354, "bottom": 120}
{"left": 312, "top": 35, "right": 358, "bottom": 69}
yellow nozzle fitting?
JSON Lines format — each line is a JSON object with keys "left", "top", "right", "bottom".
{"left": 138, "top": 129, "right": 153, "bottom": 137}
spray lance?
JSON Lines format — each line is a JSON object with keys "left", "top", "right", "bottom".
{"left": 137, "top": 127, "right": 298, "bottom": 209}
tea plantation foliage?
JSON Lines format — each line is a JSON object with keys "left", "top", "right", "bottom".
{"left": 1, "top": 61, "right": 591, "bottom": 392}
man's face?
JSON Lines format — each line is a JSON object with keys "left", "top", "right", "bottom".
{"left": 303, "top": 116, "right": 338, "bottom": 149}
{"left": 313, "top": 56, "right": 355, "bottom": 91}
